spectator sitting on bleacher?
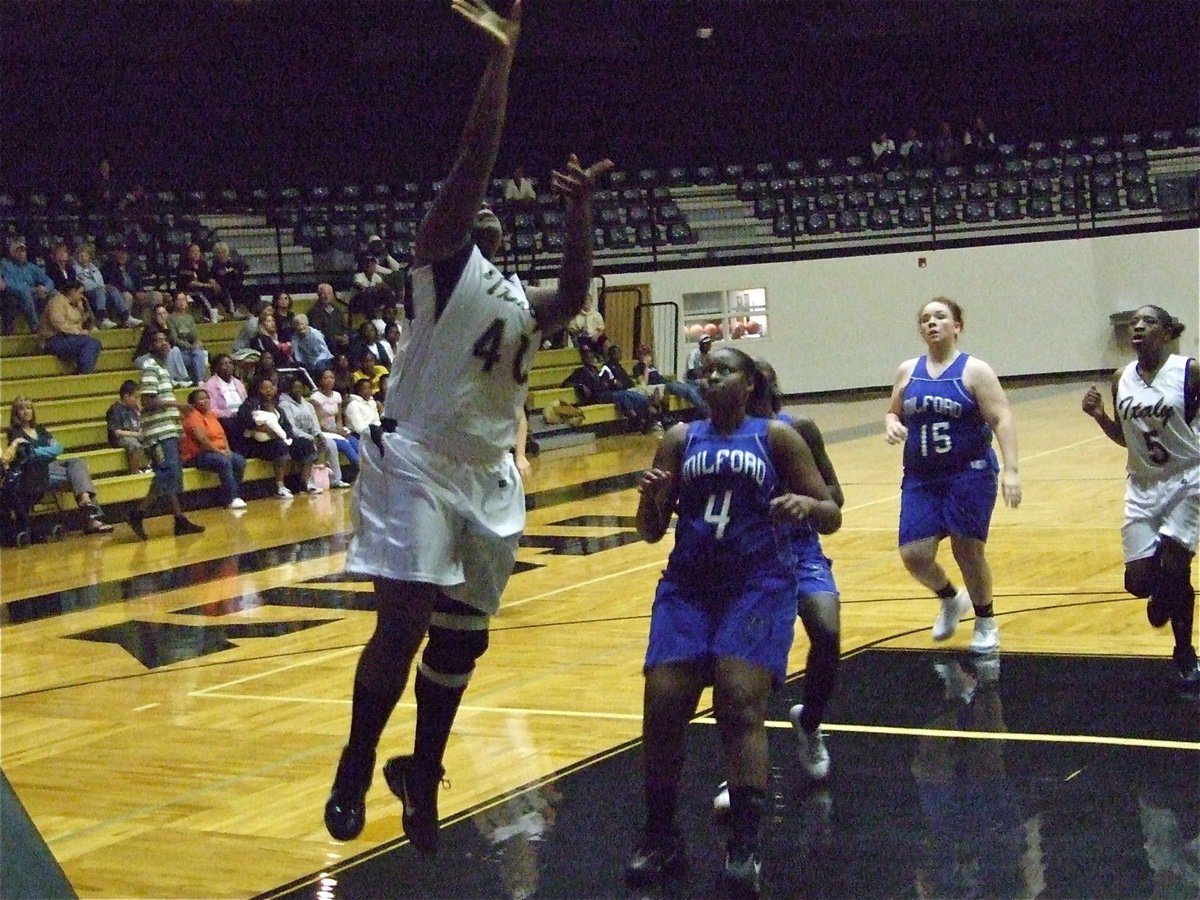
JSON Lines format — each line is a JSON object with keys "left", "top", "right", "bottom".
{"left": 39, "top": 283, "right": 102, "bottom": 375}
{"left": 565, "top": 291, "right": 604, "bottom": 349}
{"left": 176, "top": 242, "right": 229, "bottom": 322}
{"left": 168, "top": 292, "right": 208, "bottom": 385}
{"left": 248, "top": 309, "right": 292, "bottom": 368}
{"left": 234, "top": 373, "right": 318, "bottom": 499}
{"left": 210, "top": 242, "right": 251, "bottom": 318}
{"left": 74, "top": 244, "right": 139, "bottom": 329}
{"left": 871, "top": 131, "right": 898, "bottom": 171}
{"left": 278, "top": 375, "right": 352, "bottom": 490}
{"left": 601, "top": 343, "right": 663, "bottom": 432}
{"left": 4, "top": 397, "right": 114, "bottom": 534}
{"left": 232, "top": 297, "right": 269, "bottom": 352}
{"left": 127, "top": 329, "right": 205, "bottom": 540}
{"left": 331, "top": 352, "right": 355, "bottom": 398}
{"left": 964, "top": 116, "right": 997, "bottom": 164}
{"left": 308, "top": 283, "right": 349, "bottom": 354}
{"left": 202, "top": 353, "right": 248, "bottom": 433}
{"left": 180, "top": 388, "right": 248, "bottom": 510}
{"left": 563, "top": 344, "right": 658, "bottom": 433}
{"left": 685, "top": 333, "right": 714, "bottom": 384}
{"left": 351, "top": 348, "right": 389, "bottom": 400}
{"left": 86, "top": 158, "right": 120, "bottom": 218}
{"left": 1, "top": 238, "right": 52, "bottom": 334}
{"left": 365, "top": 235, "right": 404, "bottom": 288}
{"left": 135, "top": 303, "right": 196, "bottom": 386}
{"left": 272, "top": 290, "right": 297, "bottom": 342}
{"left": 899, "top": 127, "right": 929, "bottom": 167}
{"left": 350, "top": 320, "right": 393, "bottom": 371}
{"left": 343, "top": 377, "right": 382, "bottom": 438}
{"left": 106, "top": 379, "right": 149, "bottom": 474}
{"left": 350, "top": 254, "right": 394, "bottom": 322}
{"left": 934, "top": 120, "right": 961, "bottom": 166}
{"left": 45, "top": 244, "right": 76, "bottom": 292}
{"left": 383, "top": 321, "right": 406, "bottom": 376}
{"left": 633, "top": 343, "right": 706, "bottom": 416}
{"left": 102, "top": 245, "right": 163, "bottom": 322}
{"left": 291, "top": 313, "right": 334, "bottom": 376}
{"left": 504, "top": 165, "right": 537, "bottom": 205}
{"left": 310, "top": 366, "right": 360, "bottom": 469}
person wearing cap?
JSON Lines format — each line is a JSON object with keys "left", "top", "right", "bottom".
{"left": 565, "top": 290, "right": 605, "bottom": 349}
{"left": 0, "top": 239, "right": 53, "bottom": 334}
{"left": 685, "top": 333, "right": 715, "bottom": 384}
{"left": 38, "top": 282, "right": 103, "bottom": 374}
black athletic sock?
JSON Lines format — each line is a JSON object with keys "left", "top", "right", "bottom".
{"left": 412, "top": 670, "right": 465, "bottom": 771}
{"left": 1166, "top": 576, "right": 1196, "bottom": 667}
{"left": 801, "top": 644, "right": 838, "bottom": 732}
{"left": 728, "top": 785, "right": 768, "bottom": 852}
{"left": 973, "top": 603, "right": 995, "bottom": 618}
{"left": 347, "top": 678, "right": 403, "bottom": 759}
{"left": 645, "top": 783, "right": 678, "bottom": 839}
{"left": 935, "top": 582, "right": 959, "bottom": 601}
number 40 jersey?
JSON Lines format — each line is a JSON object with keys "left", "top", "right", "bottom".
{"left": 385, "top": 244, "right": 538, "bottom": 463}
{"left": 1117, "top": 354, "right": 1199, "bottom": 482}
{"left": 901, "top": 353, "right": 996, "bottom": 480}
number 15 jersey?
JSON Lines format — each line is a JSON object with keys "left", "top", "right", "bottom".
{"left": 901, "top": 353, "right": 995, "bottom": 480}
{"left": 385, "top": 244, "right": 538, "bottom": 464}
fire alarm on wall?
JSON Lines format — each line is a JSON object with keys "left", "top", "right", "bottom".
{"left": 917, "top": 257, "right": 927, "bottom": 268}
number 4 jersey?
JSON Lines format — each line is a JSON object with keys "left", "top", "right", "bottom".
{"left": 384, "top": 244, "right": 537, "bottom": 463}
{"left": 1117, "top": 354, "right": 1199, "bottom": 482}
{"left": 901, "top": 353, "right": 997, "bottom": 480}
{"left": 667, "top": 416, "right": 793, "bottom": 586}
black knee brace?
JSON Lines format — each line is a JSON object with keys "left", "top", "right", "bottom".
{"left": 421, "top": 623, "right": 490, "bottom": 679}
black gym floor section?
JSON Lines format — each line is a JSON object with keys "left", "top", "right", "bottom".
{"left": 263, "top": 648, "right": 1200, "bottom": 899}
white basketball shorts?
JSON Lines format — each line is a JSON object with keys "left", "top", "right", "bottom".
{"left": 345, "top": 429, "right": 525, "bottom": 615}
{"left": 1122, "top": 467, "right": 1200, "bottom": 562}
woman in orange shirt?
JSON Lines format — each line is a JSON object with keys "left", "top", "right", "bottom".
{"left": 181, "top": 389, "right": 248, "bottom": 510}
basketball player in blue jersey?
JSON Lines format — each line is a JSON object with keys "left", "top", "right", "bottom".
{"left": 713, "top": 360, "right": 843, "bottom": 816}
{"left": 1082, "top": 305, "right": 1200, "bottom": 692}
{"left": 325, "top": 0, "right": 613, "bottom": 851}
{"left": 626, "top": 347, "right": 841, "bottom": 895}
{"left": 885, "top": 297, "right": 1021, "bottom": 654}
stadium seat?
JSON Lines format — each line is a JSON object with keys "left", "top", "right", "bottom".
{"left": 753, "top": 197, "right": 778, "bottom": 219}
{"left": 667, "top": 222, "right": 697, "bottom": 244}
{"left": 867, "top": 206, "right": 895, "bottom": 230}
{"left": 963, "top": 200, "right": 990, "bottom": 223}
{"left": 997, "top": 179, "right": 1023, "bottom": 199}
{"left": 666, "top": 167, "right": 691, "bottom": 187}
{"left": 723, "top": 164, "right": 745, "bottom": 184}
{"left": 1092, "top": 171, "right": 1117, "bottom": 191}
{"left": 1060, "top": 192, "right": 1087, "bottom": 215}
{"left": 995, "top": 197, "right": 1023, "bottom": 221}
{"left": 637, "top": 169, "right": 659, "bottom": 189}
{"left": 936, "top": 183, "right": 962, "bottom": 203}
{"left": 737, "top": 180, "right": 765, "bottom": 201}
{"left": 941, "top": 165, "right": 965, "bottom": 182}
{"left": 1087, "top": 135, "right": 1110, "bottom": 153}
{"left": 627, "top": 203, "right": 652, "bottom": 224}
{"left": 816, "top": 192, "right": 839, "bottom": 212}
{"left": 657, "top": 202, "right": 682, "bottom": 223}
{"left": 875, "top": 187, "right": 901, "bottom": 209}
{"left": 605, "top": 224, "right": 636, "bottom": 248}
{"left": 1026, "top": 140, "right": 1049, "bottom": 159}
{"left": 933, "top": 203, "right": 959, "bottom": 225}
{"left": 1120, "top": 133, "right": 1141, "bottom": 151}
{"left": 772, "top": 215, "right": 797, "bottom": 237}
{"left": 1093, "top": 189, "right": 1120, "bottom": 213}
{"left": 805, "top": 211, "right": 834, "bottom": 234}
{"left": 754, "top": 162, "right": 776, "bottom": 179}
{"left": 836, "top": 210, "right": 863, "bottom": 232}
{"left": 693, "top": 166, "right": 719, "bottom": 185}
{"left": 783, "top": 160, "right": 806, "bottom": 177}
{"left": 1001, "top": 157, "right": 1026, "bottom": 178}
{"left": 1031, "top": 156, "right": 1058, "bottom": 177}
{"left": 815, "top": 158, "right": 836, "bottom": 176}
{"left": 845, "top": 155, "right": 866, "bottom": 173}
{"left": 844, "top": 190, "right": 870, "bottom": 211}
{"left": 340, "top": 185, "right": 362, "bottom": 203}
{"left": 1125, "top": 184, "right": 1155, "bottom": 209}
{"left": 1058, "top": 136, "right": 1081, "bottom": 154}
{"left": 1123, "top": 168, "right": 1148, "bottom": 189}
{"left": 911, "top": 168, "right": 935, "bottom": 185}
{"left": 906, "top": 185, "right": 930, "bottom": 206}
{"left": 767, "top": 178, "right": 791, "bottom": 197}
{"left": 1092, "top": 151, "right": 1118, "bottom": 171}
{"left": 1185, "top": 126, "right": 1200, "bottom": 147}
{"left": 972, "top": 162, "right": 996, "bottom": 179}
{"left": 900, "top": 205, "right": 927, "bottom": 228}
{"left": 542, "top": 229, "right": 565, "bottom": 252}
{"left": 854, "top": 171, "right": 877, "bottom": 190}
{"left": 1027, "top": 196, "right": 1053, "bottom": 218}
{"left": 796, "top": 176, "right": 819, "bottom": 197}
{"left": 607, "top": 170, "right": 628, "bottom": 190}
{"left": 997, "top": 143, "right": 1018, "bottom": 159}
{"left": 827, "top": 174, "right": 849, "bottom": 192}
{"left": 513, "top": 232, "right": 536, "bottom": 253}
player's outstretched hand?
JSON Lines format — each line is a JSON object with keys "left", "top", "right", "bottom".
{"left": 551, "top": 154, "right": 615, "bottom": 207}
{"left": 451, "top": 0, "right": 521, "bottom": 51}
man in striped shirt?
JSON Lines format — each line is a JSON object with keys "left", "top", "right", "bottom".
{"left": 128, "top": 330, "right": 205, "bottom": 539}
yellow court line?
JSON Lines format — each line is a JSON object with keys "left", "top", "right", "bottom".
{"left": 693, "top": 716, "right": 1199, "bottom": 750}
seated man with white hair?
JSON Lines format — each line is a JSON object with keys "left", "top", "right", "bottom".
{"left": 291, "top": 312, "right": 334, "bottom": 376}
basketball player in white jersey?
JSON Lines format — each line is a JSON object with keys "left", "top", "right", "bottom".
{"left": 1082, "top": 304, "right": 1200, "bottom": 692}
{"left": 324, "top": 0, "right": 613, "bottom": 851}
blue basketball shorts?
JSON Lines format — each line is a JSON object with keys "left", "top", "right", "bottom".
{"left": 792, "top": 535, "right": 838, "bottom": 603}
{"left": 644, "top": 567, "right": 798, "bottom": 687}
{"left": 899, "top": 463, "right": 998, "bottom": 546}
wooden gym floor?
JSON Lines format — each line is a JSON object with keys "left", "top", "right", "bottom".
{"left": 1, "top": 376, "right": 1196, "bottom": 899}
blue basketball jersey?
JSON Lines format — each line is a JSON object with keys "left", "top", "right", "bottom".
{"left": 667, "top": 416, "right": 790, "bottom": 585}
{"left": 901, "top": 353, "right": 995, "bottom": 478}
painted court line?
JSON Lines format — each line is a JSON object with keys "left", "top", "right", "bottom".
{"left": 693, "top": 716, "right": 1199, "bottom": 750}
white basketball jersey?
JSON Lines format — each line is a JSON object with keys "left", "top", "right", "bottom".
{"left": 1117, "top": 354, "right": 1199, "bottom": 480}
{"left": 383, "top": 245, "right": 537, "bottom": 463}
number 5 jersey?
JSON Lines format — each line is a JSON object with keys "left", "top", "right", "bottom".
{"left": 1116, "top": 354, "right": 1199, "bottom": 482}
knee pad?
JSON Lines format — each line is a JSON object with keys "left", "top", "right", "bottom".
{"left": 420, "top": 612, "right": 490, "bottom": 685}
